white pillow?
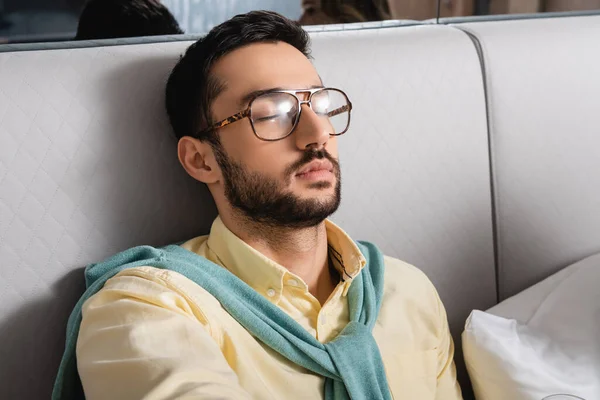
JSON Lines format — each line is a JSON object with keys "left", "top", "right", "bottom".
{"left": 462, "top": 253, "right": 600, "bottom": 400}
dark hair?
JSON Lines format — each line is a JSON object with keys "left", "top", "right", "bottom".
{"left": 165, "top": 10, "right": 311, "bottom": 141}
{"left": 75, "top": 0, "right": 183, "bottom": 40}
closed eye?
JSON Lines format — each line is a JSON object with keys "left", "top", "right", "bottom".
{"left": 254, "top": 114, "right": 279, "bottom": 122}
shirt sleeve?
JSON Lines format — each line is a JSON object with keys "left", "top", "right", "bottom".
{"left": 433, "top": 287, "right": 464, "bottom": 400}
{"left": 76, "top": 269, "right": 252, "bottom": 400}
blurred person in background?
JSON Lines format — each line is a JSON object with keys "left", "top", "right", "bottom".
{"left": 299, "top": 0, "right": 391, "bottom": 25}
{"left": 75, "top": 0, "right": 183, "bottom": 40}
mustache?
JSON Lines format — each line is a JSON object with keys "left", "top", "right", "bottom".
{"left": 284, "top": 149, "right": 340, "bottom": 178}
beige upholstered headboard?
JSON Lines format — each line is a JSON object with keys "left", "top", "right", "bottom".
{"left": 456, "top": 15, "right": 600, "bottom": 300}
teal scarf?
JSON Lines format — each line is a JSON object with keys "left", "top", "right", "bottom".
{"left": 52, "top": 241, "right": 392, "bottom": 400}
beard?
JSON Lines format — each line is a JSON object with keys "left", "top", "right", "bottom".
{"left": 212, "top": 144, "right": 341, "bottom": 229}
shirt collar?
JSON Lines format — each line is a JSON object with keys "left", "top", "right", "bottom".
{"left": 324, "top": 219, "right": 366, "bottom": 295}
{"left": 205, "top": 217, "right": 366, "bottom": 303}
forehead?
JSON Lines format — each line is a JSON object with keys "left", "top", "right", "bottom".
{"left": 210, "top": 42, "right": 321, "bottom": 106}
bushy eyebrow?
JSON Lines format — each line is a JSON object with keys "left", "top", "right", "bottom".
{"left": 237, "top": 83, "right": 324, "bottom": 108}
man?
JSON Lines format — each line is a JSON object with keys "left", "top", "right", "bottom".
{"left": 54, "top": 10, "right": 462, "bottom": 400}
{"left": 75, "top": 0, "right": 182, "bottom": 40}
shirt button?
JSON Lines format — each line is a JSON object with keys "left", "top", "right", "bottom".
{"left": 287, "top": 279, "right": 299, "bottom": 287}
{"left": 266, "top": 289, "right": 276, "bottom": 297}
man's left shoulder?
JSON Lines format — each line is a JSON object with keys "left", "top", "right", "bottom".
{"left": 381, "top": 255, "right": 442, "bottom": 312}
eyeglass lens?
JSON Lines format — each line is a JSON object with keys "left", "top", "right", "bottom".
{"left": 249, "top": 89, "right": 350, "bottom": 140}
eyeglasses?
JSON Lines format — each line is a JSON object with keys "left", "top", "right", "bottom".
{"left": 197, "top": 87, "right": 352, "bottom": 141}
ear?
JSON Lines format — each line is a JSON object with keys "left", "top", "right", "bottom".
{"left": 177, "top": 136, "right": 221, "bottom": 184}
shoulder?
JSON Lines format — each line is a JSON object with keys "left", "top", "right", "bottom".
{"left": 379, "top": 256, "right": 444, "bottom": 329}
{"left": 382, "top": 256, "right": 440, "bottom": 301}
{"left": 83, "top": 266, "right": 224, "bottom": 335}
{"left": 357, "top": 242, "right": 438, "bottom": 301}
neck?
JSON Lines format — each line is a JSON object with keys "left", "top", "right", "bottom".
{"left": 221, "top": 212, "right": 337, "bottom": 305}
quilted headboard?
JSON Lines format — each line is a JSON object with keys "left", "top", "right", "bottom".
{"left": 0, "top": 24, "right": 495, "bottom": 398}
{"left": 458, "top": 15, "right": 600, "bottom": 300}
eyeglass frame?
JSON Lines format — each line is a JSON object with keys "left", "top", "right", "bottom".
{"left": 196, "top": 87, "right": 353, "bottom": 142}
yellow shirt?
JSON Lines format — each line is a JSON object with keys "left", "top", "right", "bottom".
{"left": 77, "top": 217, "right": 463, "bottom": 400}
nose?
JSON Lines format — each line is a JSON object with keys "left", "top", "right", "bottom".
{"left": 294, "top": 104, "right": 332, "bottom": 151}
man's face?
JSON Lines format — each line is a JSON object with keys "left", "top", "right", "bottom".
{"left": 208, "top": 42, "right": 342, "bottom": 228}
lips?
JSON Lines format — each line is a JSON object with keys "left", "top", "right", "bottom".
{"left": 296, "top": 159, "right": 334, "bottom": 176}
